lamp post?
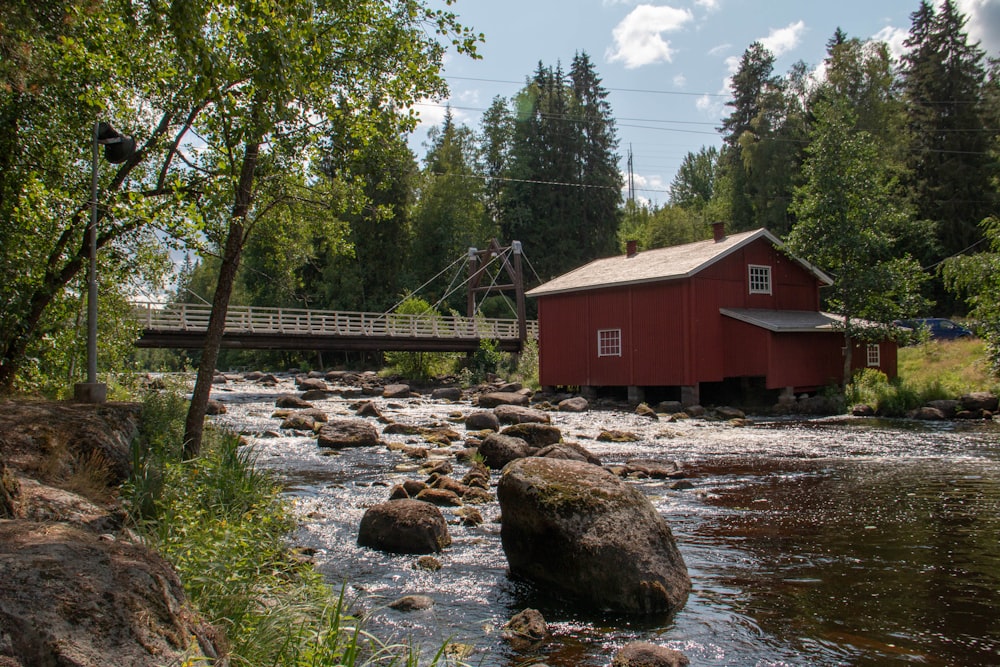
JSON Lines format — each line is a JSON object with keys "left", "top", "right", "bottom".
{"left": 74, "top": 121, "right": 136, "bottom": 404}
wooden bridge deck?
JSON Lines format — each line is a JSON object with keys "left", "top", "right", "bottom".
{"left": 132, "top": 302, "right": 538, "bottom": 352}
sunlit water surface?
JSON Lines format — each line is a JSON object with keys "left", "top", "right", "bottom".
{"left": 208, "top": 377, "right": 1000, "bottom": 666}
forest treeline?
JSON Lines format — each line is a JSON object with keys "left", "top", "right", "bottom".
{"left": 2, "top": 0, "right": 999, "bottom": 399}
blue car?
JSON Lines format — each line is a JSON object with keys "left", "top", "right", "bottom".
{"left": 895, "top": 318, "right": 974, "bottom": 341}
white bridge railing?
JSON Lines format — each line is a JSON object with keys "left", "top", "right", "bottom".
{"left": 132, "top": 301, "right": 538, "bottom": 341}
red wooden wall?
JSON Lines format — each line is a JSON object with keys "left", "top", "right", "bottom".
{"left": 535, "top": 237, "right": 896, "bottom": 392}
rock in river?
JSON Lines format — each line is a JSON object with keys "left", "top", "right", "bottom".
{"left": 497, "top": 457, "right": 690, "bottom": 615}
{"left": 316, "top": 419, "right": 379, "bottom": 448}
{"left": 357, "top": 499, "right": 451, "bottom": 554}
{"left": 478, "top": 432, "right": 534, "bottom": 469}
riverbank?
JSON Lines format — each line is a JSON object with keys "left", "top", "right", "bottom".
{"left": 0, "top": 399, "right": 224, "bottom": 666}
{"left": 2, "top": 365, "right": 999, "bottom": 666}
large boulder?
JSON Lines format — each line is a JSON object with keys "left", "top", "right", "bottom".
{"left": 612, "top": 642, "right": 690, "bottom": 667}
{"left": 478, "top": 433, "right": 533, "bottom": 469}
{"left": 297, "top": 377, "right": 329, "bottom": 393}
{"left": 535, "top": 442, "right": 601, "bottom": 466}
{"left": 465, "top": 410, "right": 500, "bottom": 432}
{"left": 500, "top": 422, "right": 562, "bottom": 447}
{"left": 497, "top": 457, "right": 690, "bottom": 615}
{"left": 558, "top": 396, "right": 589, "bottom": 413}
{"left": 431, "top": 387, "right": 463, "bottom": 401}
{"left": 275, "top": 393, "right": 313, "bottom": 409}
{"left": 494, "top": 405, "right": 551, "bottom": 425}
{"left": 960, "top": 392, "right": 998, "bottom": 413}
{"left": 357, "top": 499, "right": 451, "bottom": 554}
{"left": 0, "top": 522, "right": 222, "bottom": 667}
{"left": 478, "top": 392, "right": 529, "bottom": 408}
{"left": 316, "top": 419, "right": 380, "bottom": 448}
{"left": 383, "top": 383, "right": 412, "bottom": 399}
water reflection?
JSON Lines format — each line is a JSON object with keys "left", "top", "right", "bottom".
{"left": 210, "top": 381, "right": 1000, "bottom": 666}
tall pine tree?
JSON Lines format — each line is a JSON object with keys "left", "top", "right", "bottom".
{"left": 499, "top": 54, "right": 622, "bottom": 280}
{"left": 901, "top": 0, "right": 995, "bottom": 268}
{"left": 717, "top": 42, "right": 785, "bottom": 232}
{"left": 411, "top": 108, "right": 492, "bottom": 310}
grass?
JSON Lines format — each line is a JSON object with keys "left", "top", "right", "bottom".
{"left": 897, "top": 337, "right": 996, "bottom": 395}
{"left": 124, "top": 389, "right": 467, "bottom": 667}
{"left": 848, "top": 338, "right": 999, "bottom": 416}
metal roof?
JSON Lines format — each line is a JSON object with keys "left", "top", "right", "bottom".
{"left": 525, "top": 228, "right": 833, "bottom": 297}
{"left": 720, "top": 308, "right": 844, "bottom": 333}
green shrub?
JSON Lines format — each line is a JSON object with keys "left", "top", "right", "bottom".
{"left": 846, "top": 367, "right": 926, "bottom": 417}
{"left": 383, "top": 297, "right": 459, "bottom": 380}
{"left": 511, "top": 337, "right": 540, "bottom": 390}
{"left": 461, "top": 338, "right": 505, "bottom": 385}
{"left": 125, "top": 388, "right": 465, "bottom": 666}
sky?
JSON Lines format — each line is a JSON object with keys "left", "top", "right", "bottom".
{"left": 412, "top": 0, "right": 1000, "bottom": 206}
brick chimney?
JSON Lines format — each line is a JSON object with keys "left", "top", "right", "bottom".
{"left": 711, "top": 222, "right": 726, "bottom": 243}
{"left": 626, "top": 240, "right": 638, "bottom": 258}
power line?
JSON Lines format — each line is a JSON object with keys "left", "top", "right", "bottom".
{"left": 445, "top": 75, "right": 728, "bottom": 98}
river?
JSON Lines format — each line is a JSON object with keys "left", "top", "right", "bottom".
{"left": 208, "top": 375, "right": 1000, "bottom": 667}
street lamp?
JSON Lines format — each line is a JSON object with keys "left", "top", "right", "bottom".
{"left": 74, "top": 121, "right": 136, "bottom": 404}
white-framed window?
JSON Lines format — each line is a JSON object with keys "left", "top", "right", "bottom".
{"left": 597, "top": 329, "right": 622, "bottom": 357}
{"left": 867, "top": 344, "right": 881, "bottom": 367}
{"left": 748, "top": 264, "right": 772, "bottom": 295}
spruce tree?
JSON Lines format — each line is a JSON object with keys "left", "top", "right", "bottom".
{"left": 717, "top": 42, "right": 784, "bottom": 232}
{"left": 499, "top": 56, "right": 622, "bottom": 280}
{"left": 410, "top": 108, "right": 492, "bottom": 310}
{"left": 901, "top": 0, "right": 995, "bottom": 267}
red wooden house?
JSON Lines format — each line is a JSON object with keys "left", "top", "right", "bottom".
{"left": 525, "top": 225, "right": 898, "bottom": 406}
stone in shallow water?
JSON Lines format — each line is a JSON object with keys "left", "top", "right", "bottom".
{"left": 498, "top": 457, "right": 690, "bottom": 615}
{"left": 357, "top": 499, "right": 451, "bottom": 554}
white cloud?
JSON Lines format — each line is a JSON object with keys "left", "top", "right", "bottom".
{"left": 673, "top": 73, "right": 687, "bottom": 87}
{"left": 871, "top": 25, "right": 910, "bottom": 62}
{"left": 623, "top": 171, "right": 668, "bottom": 206}
{"left": 760, "top": 20, "right": 806, "bottom": 58}
{"left": 694, "top": 0, "right": 721, "bottom": 11}
{"left": 708, "top": 43, "right": 731, "bottom": 57}
{"left": 607, "top": 4, "right": 695, "bottom": 69}
{"left": 955, "top": 0, "right": 1000, "bottom": 55}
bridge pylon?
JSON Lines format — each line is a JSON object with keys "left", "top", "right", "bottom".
{"left": 466, "top": 239, "right": 527, "bottom": 343}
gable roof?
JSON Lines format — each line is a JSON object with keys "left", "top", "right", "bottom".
{"left": 525, "top": 228, "right": 833, "bottom": 298}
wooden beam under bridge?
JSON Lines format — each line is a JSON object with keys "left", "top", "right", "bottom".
{"left": 134, "top": 330, "right": 529, "bottom": 353}
{"left": 131, "top": 301, "right": 537, "bottom": 353}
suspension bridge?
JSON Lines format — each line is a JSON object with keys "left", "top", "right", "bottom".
{"left": 132, "top": 240, "right": 538, "bottom": 353}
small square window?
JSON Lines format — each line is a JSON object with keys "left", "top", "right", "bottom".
{"left": 749, "top": 265, "right": 772, "bottom": 295}
{"left": 867, "top": 344, "right": 881, "bottom": 367}
{"left": 598, "top": 329, "right": 622, "bottom": 357}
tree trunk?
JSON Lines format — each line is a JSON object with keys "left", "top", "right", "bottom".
{"left": 183, "top": 140, "right": 259, "bottom": 457}
{"left": 842, "top": 328, "right": 853, "bottom": 388}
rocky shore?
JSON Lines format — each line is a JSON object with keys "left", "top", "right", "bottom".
{"left": 0, "top": 400, "right": 223, "bottom": 667}
{"left": 1, "top": 369, "right": 995, "bottom": 667}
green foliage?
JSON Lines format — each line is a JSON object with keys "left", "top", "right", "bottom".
{"left": 462, "top": 338, "right": 505, "bottom": 386}
{"left": 511, "top": 337, "right": 540, "bottom": 390}
{"left": 639, "top": 204, "right": 710, "bottom": 250}
{"left": 383, "top": 297, "right": 458, "bottom": 380}
{"left": 411, "top": 109, "right": 495, "bottom": 312}
{"left": 318, "top": 133, "right": 418, "bottom": 313}
{"left": 846, "top": 368, "right": 918, "bottom": 416}
{"left": 901, "top": 0, "right": 995, "bottom": 266}
{"left": 716, "top": 41, "right": 803, "bottom": 233}
{"left": 943, "top": 217, "right": 1000, "bottom": 376}
{"left": 125, "top": 388, "right": 463, "bottom": 666}
{"left": 498, "top": 54, "right": 622, "bottom": 280}
{"left": 669, "top": 146, "right": 718, "bottom": 211}
{"left": 786, "top": 97, "right": 929, "bottom": 383}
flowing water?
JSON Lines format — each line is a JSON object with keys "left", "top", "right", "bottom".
{"left": 209, "top": 376, "right": 1000, "bottom": 667}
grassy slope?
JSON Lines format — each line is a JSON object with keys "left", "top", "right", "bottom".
{"left": 897, "top": 338, "right": 997, "bottom": 396}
